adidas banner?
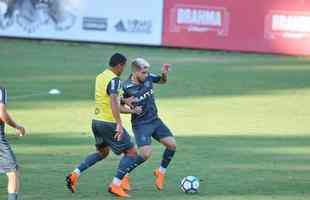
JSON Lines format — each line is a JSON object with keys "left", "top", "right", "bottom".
{"left": 0, "top": 0, "right": 163, "bottom": 45}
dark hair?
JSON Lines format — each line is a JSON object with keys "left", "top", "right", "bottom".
{"left": 109, "top": 53, "right": 127, "bottom": 67}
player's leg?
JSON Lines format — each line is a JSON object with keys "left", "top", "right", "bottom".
{"left": 116, "top": 144, "right": 152, "bottom": 192}
{"left": 139, "top": 145, "right": 152, "bottom": 160}
{"left": 159, "top": 136, "right": 176, "bottom": 172}
{"left": 109, "top": 130, "right": 146, "bottom": 198}
{"left": 72, "top": 146, "right": 109, "bottom": 176}
{"left": 66, "top": 146, "right": 109, "bottom": 193}
{"left": 6, "top": 170, "right": 20, "bottom": 200}
{"left": 152, "top": 119, "right": 176, "bottom": 190}
{"left": 0, "top": 137, "right": 20, "bottom": 200}
{"left": 116, "top": 122, "right": 155, "bottom": 177}
{"left": 110, "top": 123, "right": 154, "bottom": 194}
{"left": 114, "top": 122, "right": 154, "bottom": 190}
{"left": 133, "top": 123, "right": 154, "bottom": 161}
{"left": 66, "top": 120, "right": 110, "bottom": 193}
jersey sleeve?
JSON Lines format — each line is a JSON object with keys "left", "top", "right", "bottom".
{"left": 120, "top": 83, "right": 128, "bottom": 105}
{"left": 149, "top": 73, "right": 161, "bottom": 83}
{"left": 106, "top": 77, "right": 121, "bottom": 96}
{"left": 0, "top": 88, "right": 7, "bottom": 104}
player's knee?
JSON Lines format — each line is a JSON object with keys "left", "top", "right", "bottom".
{"left": 140, "top": 147, "right": 152, "bottom": 160}
{"left": 168, "top": 142, "right": 176, "bottom": 150}
{"left": 98, "top": 147, "right": 110, "bottom": 158}
{"left": 125, "top": 147, "right": 138, "bottom": 156}
{"left": 161, "top": 137, "right": 176, "bottom": 150}
{"left": 167, "top": 137, "right": 177, "bottom": 150}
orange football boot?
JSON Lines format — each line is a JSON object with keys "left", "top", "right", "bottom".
{"left": 154, "top": 168, "right": 165, "bottom": 190}
{"left": 121, "top": 175, "right": 131, "bottom": 191}
{"left": 66, "top": 172, "right": 79, "bottom": 193}
{"left": 108, "top": 183, "right": 130, "bottom": 198}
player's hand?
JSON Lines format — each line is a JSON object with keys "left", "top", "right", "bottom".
{"left": 132, "top": 106, "right": 143, "bottom": 115}
{"left": 162, "top": 64, "right": 171, "bottom": 75}
{"left": 114, "top": 123, "right": 124, "bottom": 141}
{"left": 16, "top": 125, "right": 25, "bottom": 137}
{"left": 123, "top": 96, "right": 138, "bottom": 108}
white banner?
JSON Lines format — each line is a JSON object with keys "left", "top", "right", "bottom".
{"left": 0, "top": 0, "right": 163, "bottom": 45}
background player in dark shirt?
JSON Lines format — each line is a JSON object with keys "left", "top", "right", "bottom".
{"left": 0, "top": 87, "right": 26, "bottom": 200}
{"left": 122, "top": 58, "right": 176, "bottom": 191}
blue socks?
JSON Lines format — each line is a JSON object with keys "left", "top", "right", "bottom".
{"left": 75, "top": 152, "right": 145, "bottom": 181}
{"left": 116, "top": 155, "right": 145, "bottom": 180}
{"left": 160, "top": 148, "right": 176, "bottom": 169}
{"left": 75, "top": 149, "right": 174, "bottom": 179}
{"left": 76, "top": 152, "right": 104, "bottom": 173}
{"left": 8, "top": 193, "right": 18, "bottom": 200}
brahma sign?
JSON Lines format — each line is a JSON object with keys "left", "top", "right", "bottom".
{"left": 163, "top": 0, "right": 310, "bottom": 56}
{"left": 169, "top": 4, "right": 229, "bottom": 36}
{"left": 265, "top": 11, "right": 310, "bottom": 40}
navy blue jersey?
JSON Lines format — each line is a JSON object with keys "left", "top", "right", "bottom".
{"left": 0, "top": 87, "right": 7, "bottom": 134}
{"left": 123, "top": 73, "right": 161, "bottom": 125}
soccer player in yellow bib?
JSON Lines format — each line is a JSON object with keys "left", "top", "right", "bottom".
{"left": 66, "top": 53, "right": 145, "bottom": 198}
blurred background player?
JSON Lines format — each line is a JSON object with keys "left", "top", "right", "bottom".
{"left": 66, "top": 53, "right": 144, "bottom": 198}
{"left": 0, "top": 86, "right": 26, "bottom": 200}
{"left": 122, "top": 58, "right": 176, "bottom": 190}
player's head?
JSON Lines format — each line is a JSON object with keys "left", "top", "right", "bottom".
{"left": 131, "top": 58, "right": 150, "bottom": 83}
{"left": 109, "top": 53, "right": 127, "bottom": 76}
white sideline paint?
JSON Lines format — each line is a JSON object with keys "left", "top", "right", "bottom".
{"left": 10, "top": 89, "right": 62, "bottom": 100}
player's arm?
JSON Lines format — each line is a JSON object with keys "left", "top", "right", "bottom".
{"left": 119, "top": 84, "right": 142, "bottom": 114}
{"left": 108, "top": 78, "right": 124, "bottom": 141}
{"left": 120, "top": 96, "right": 137, "bottom": 108}
{"left": 0, "top": 104, "right": 25, "bottom": 136}
{"left": 121, "top": 83, "right": 140, "bottom": 108}
{"left": 151, "top": 64, "right": 171, "bottom": 84}
{"left": 120, "top": 104, "right": 132, "bottom": 114}
{"left": 110, "top": 94, "right": 122, "bottom": 124}
{"left": 120, "top": 104, "right": 142, "bottom": 115}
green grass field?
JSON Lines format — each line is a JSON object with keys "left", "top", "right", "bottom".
{"left": 1, "top": 38, "right": 310, "bottom": 200}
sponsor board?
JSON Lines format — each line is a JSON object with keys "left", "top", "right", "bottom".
{"left": 169, "top": 4, "right": 229, "bottom": 36}
{"left": 0, "top": 0, "right": 163, "bottom": 45}
{"left": 163, "top": 0, "right": 310, "bottom": 55}
{"left": 265, "top": 11, "right": 310, "bottom": 39}
{"left": 83, "top": 17, "right": 108, "bottom": 31}
{"left": 115, "top": 19, "right": 152, "bottom": 34}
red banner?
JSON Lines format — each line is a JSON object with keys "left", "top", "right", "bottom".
{"left": 163, "top": 0, "right": 310, "bottom": 56}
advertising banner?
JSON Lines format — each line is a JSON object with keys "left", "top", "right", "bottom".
{"left": 163, "top": 0, "right": 310, "bottom": 55}
{"left": 0, "top": 0, "right": 163, "bottom": 45}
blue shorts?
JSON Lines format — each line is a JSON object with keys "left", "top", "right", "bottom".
{"left": 132, "top": 118, "right": 173, "bottom": 147}
{"left": 92, "top": 120, "right": 134, "bottom": 155}
{"left": 0, "top": 134, "right": 18, "bottom": 173}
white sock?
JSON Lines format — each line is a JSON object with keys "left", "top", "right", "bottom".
{"left": 73, "top": 168, "right": 81, "bottom": 176}
{"left": 112, "top": 177, "right": 121, "bottom": 186}
{"left": 159, "top": 166, "right": 167, "bottom": 174}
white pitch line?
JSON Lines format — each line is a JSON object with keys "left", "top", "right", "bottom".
{"left": 10, "top": 90, "right": 61, "bottom": 100}
{"left": 9, "top": 92, "right": 50, "bottom": 100}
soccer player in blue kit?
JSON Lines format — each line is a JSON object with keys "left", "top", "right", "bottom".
{"left": 122, "top": 58, "right": 176, "bottom": 190}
